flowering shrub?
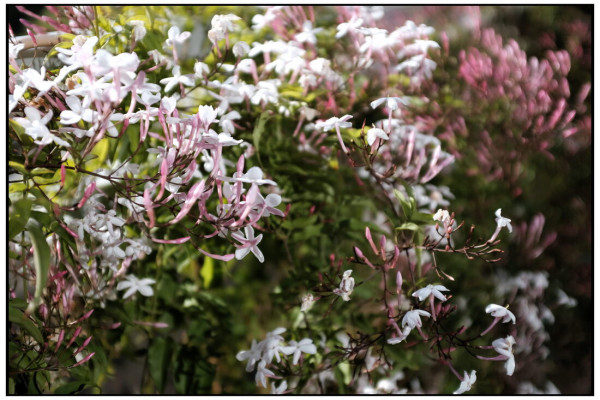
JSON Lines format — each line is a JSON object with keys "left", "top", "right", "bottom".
{"left": 8, "top": 5, "right": 590, "bottom": 394}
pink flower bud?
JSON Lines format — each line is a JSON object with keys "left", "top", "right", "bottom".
{"left": 396, "top": 271, "right": 403, "bottom": 295}
{"left": 144, "top": 188, "right": 155, "bottom": 228}
{"left": 66, "top": 326, "right": 82, "bottom": 348}
{"left": 74, "top": 336, "right": 92, "bottom": 355}
{"left": 151, "top": 236, "right": 191, "bottom": 244}
{"left": 365, "top": 227, "right": 379, "bottom": 255}
{"left": 77, "top": 182, "right": 96, "bottom": 209}
{"left": 55, "top": 330, "right": 65, "bottom": 352}
{"left": 69, "top": 352, "right": 95, "bottom": 368}
{"left": 60, "top": 164, "right": 66, "bottom": 187}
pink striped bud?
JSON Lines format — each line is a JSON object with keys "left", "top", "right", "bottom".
{"left": 69, "top": 352, "right": 95, "bottom": 368}
{"left": 379, "top": 235, "right": 387, "bottom": 261}
{"left": 73, "top": 336, "right": 92, "bottom": 356}
{"left": 365, "top": 227, "right": 379, "bottom": 255}
{"left": 27, "top": 29, "right": 37, "bottom": 46}
{"left": 66, "top": 326, "right": 82, "bottom": 348}
{"left": 198, "top": 248, "right": 234, "bottom": 261}
{"left": 144, "top": 189, "right": 155, "bottom": 228}
{"left": 77, "top": 182, "right": 96, "bottom": 209}
{"left": 60, "top": 164, "right": 66, "bottom": 187}
{"left": 75, "top": 309, "right": 94, "bottom": 323}
{"left": 395, "top": 271, "right": 403, "bottom": 295}
{"left": 151, "top": 237, "right": 191, "bottom": 244}
{"left": 55, "top": 330, "right": 65, "bottom": 352}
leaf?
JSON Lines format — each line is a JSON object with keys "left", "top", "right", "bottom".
{"left": 9, "top": 161, "right": 28, "bottom": 175}
{"left": 9, "top": 183, "right": 28, "bottom": 193}
{"left": 148, "top": 337, "right": 174, "bottom": 393}
{"left": 396, "top": 222, "right": 420, "bottom": 232}
{"left": 25, "top": 221, "right": 51, "bottom": 314}
{"left": 200, "top": 256, "right": 214, "bottom": 289}
{"left": 9, "top": 120, "right": 33, "bottom": 145}
{"left": 252, "top": 112, "right": 270, "bottom": 165}
{"left": 173, "top": 347, "right": 215, "bottom": 394}
{"left": 30, "top": 167, "right": 56, "bottom": 175}
{"left": 9, "top": 305, "right": 43, "bottom": 344}
{"left": 54, "top": 381, "right": 87, "bottom": 394}
{"left": 84, "top": 138, "right": 110, "bottom": 171}
{"left": 393, "top": 189, "right": 413, "bottom": 219}
{"left": 9, "top": 198, "right": 33, "bottom": 239}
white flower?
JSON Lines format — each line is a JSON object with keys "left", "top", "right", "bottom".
{"left": 236, "top": 339, "right": 263, "bottom": 372}
{"left": 194, "top": 61, "right": 209, "bottom": 78}
{"left": 433, "top": 209, "right": 451, "bottom": 225}
{"left": 237, "top": 166, "right": 277, "bottom": 186}
{"left": 333, "top": 270, "right": 355, "bottom": 301}
{"left": 211, "top": 14, "right": 240, "bottom": 33}
{"left": 412, "top": 284, "right": 449, "bottom": 302}
{"left": 294, "top": 21, "right": 323, "bottom": 44}
{"left": 495, "top": 208, "right": 512, "bottom": 233}
{"left": 485, "top": 304, "right": 516, "bottom": 324}
{"left": 160, "top": 65, "right": 195, "bottom": 92}
{"left": 233, "top": 41, "right": 250, "bottom": 57}
{"left": 401, "top": 309, "right": 431, "bottom": 329}
{"left": 281, "top": 338, "right": 317, "bottom": 365}
{"left": 387, "top": 326, "right": 411, "bottom": 345}
{"left": 336, "top": 16, "right": 363, "bottom": 39}
{"left": 453, "top": 370, "right": 477, "bottom": 394}
{"left": 232, "top": 225, "right": 264, "bottom": 263}
{"left": 165, "top": 26, "right": 191, "bottom": 47}
{"left": 370, "top": 96, "right": 410, "bottom": 111}
{"left": 128, "top": 20, "right": 147, "bottom": 41}
{"left": 315, "top": 115, "right": 352, "bottom": 132}
{"left": 116, "top": 275, "right": 156, "bottom": 299}
{"left": 18, "top": 67, "right": 56, "bottom": 97}
{"left": 255, "top": 360, "right": 274, "bottom": 388}
{"left": 301, "top": 293, "right": 315, "bottom": 312}
{"left": 60, "top": 96, "right": 97, "bottom": 125}
{"left": 14, "top": 107, "right": 70, "bottom": 147}
{"left": 366, "top": 127, "right": 389, "bottom": 146}
{"left": 492, "top": 335, "right": 516, "bottom": 376}
{"left": 271, "top": 380, "right": 287, "bottom": 394}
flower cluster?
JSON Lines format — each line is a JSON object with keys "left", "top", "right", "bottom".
{"left": 236, "top": 327, "right": 317, "bottom": 392}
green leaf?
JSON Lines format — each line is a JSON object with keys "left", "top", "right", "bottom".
{"left": 200, "top": 256, "right": 214, "bottom": 289}
{"left": 396, "top": 222, "right": 420, "bottom": 232}
{"left": 30, "top": 167, "right": 56, "bottom": 175}
{"left": 9, "top": 183, "right": 29, "bottom": 193}
{"left": 9, "top": 305, "right": 43, "bottom": 344}
{"left": 9, "top": 120, "right": 33, "bottom": 145}
{"left": 54, "top": 381, "right": 87, "bottom": 394}
{"left": 9, "top": 198, "right": 33, "bottom": 239}
{"left": 148, "top": 337, "right": 174, "bottom": 393}
{"left": 9, "top": 161, "right": 28, "bottom": 175}
{"left": 393, "top": 189, "right": 413, "bottom": 219}
{"left": 252, "top": 112, "right": 270, "bottom": 164}
{"left": 174, "top": 347, "right": 214, "bottom": 394}
{"left": 25, "top": 221, "right": 50, "bottom": 314}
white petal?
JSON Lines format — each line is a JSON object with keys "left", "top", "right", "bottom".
{"left": 122, "top": 287, "right": 137, "bottom": 299}
{"left": 137, "top": 285, "right": 154, "bottom": 297}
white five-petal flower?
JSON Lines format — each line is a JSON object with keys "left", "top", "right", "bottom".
{"left": 333, "top": 270, "right": 355, "bottom": 301}
{"left": 412, "top": 284, "right": 449, "bottom": 302}
{"left": 401, "top": 309, "right": 431, "bottom": 329}
{"left": 281, "top": 338, "right": 317, "bottom": 365}
{"left": 485, "top": 304, "right": 516, "bottom": 324}
{"left": 492, "top": 335, "right": 516, "bottom": 376}
{"left": 495, "top": 208, "right": 512, "bottom": 233}
{"left": 453, "top": 370, "right": 477, "bottom": 394}
{"left": 116, "top": 275, "right": 156, "bottom": 299}
{"left": 367, "top": 127, "right": 389, "bottom": 146}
